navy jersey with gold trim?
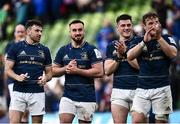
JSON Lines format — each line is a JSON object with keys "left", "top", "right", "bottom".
{"left": 54, "top": 42, "right": 102, "bottom": 102}
{"left": 7, "top": 41, "right": 52, "bottom": 93}
{"left": 130, "top": 35, "right": 177, "bottom": 89}
{"left": 106, "top": 37, "right": 139, "bottom": 89}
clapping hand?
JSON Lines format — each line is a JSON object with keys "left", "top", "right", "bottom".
{"left": 144, "top": 26, "right": 155, "bottom": 42}
{"left": 115, "top": 41, "right": 127, "bottom": 57}
{"left": 144, "top": 23, "right": 162, "bottom": 42}
{"left": 154, "top": 23, "right": 162, "bottom": 40}
{"left": 66, "top": 59, "right": 78, "bottom": 74}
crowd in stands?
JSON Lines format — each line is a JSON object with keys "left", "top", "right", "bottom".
{"left": 0, "top": 0, "right": 105, "bottom": 41}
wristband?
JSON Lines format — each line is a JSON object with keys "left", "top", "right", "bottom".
{"left": 139, "top": 41, "right": 145, "bottom": 48}
{"left": 122, "top": 50, "right": 127, "bottom": 58}
{"left": 113, "top": 55, "right": 122, "bottom": 62}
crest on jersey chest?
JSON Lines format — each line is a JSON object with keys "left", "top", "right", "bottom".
{"left": 38, "top": 50, "right": 45, "bottom": 58}
{"left": 156, "top": 43, "right": 161, "bottom": 50}
{"left": 81, "top": 52, "right": 88, "bottom": 60}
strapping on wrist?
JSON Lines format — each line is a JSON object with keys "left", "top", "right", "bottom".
{"left": 139, "top": 40, "right": 145, "bottom": 48}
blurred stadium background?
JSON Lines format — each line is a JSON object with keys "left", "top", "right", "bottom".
{"left": 0, "top": 0, "right": 180, "bottom": 123}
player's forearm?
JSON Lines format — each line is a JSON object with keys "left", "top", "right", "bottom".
{"left": 104, "top": 60, "right": 119, "bottom": 76}
{"left": 127, "top": 43, "right": 143, "bottom": 61}
{"left": 52, "top": 66, "right": 66, "bottom": 77}
{"left": 158, "top": 37, "right": 177, "bottom": 58}
{"left": 45, "top": 71, "right": 52, "bottom": 82}
{"left": 5, "top": 68, "right": 19, "bottom": 81}
{"left": 76, "top": 66, "right": 104, "bottom": 78}
{"left": 128, "top": 59, "right": 139, "bottom": 70}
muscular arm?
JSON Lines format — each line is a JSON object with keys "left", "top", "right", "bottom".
{"left": 127, "top": 42, "right": 144, "bottom": 61}
{"left": 52, "top": 63, "right": 66, "bottom": 77}
{"left": 104, "top": 59, "right": 119, "bottom": 76}
{"left": 66, "top": 61, "right": 104, "bottom": 78}
{"left": 157, "top": 37, "right": 177, "bottom": 58}
{"left": 128, "top": 59, "right": 139, "bottom": 70}
{"left": 5, "top": 59, "right": 19, "bottom": 80}
{"left": 75, "top": 62, "right": 104, "bottom": 78}
{"left": 44, "top": 66, "right": 52, "bottom": 82}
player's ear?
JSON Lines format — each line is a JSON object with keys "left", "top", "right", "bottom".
{"left": 116, "top": 25, "right": 119, "bottom": 33}
{"left": 142, "top": 23, "right": 146, "bottom": 31}
{"left": 26, "top": 28, "right": 31, "bottom": 35}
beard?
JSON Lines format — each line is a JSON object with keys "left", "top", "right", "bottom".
{"left": 32, "top": 37, "right": 40, "bottom": 43}
{"left": 29, "top": 34, "right": 41, "bottom": 43}
{"left": 71, "top": 35, "right": 84, "bottom": 44}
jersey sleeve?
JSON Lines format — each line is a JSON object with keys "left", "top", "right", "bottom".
{"left": 6, "top": 43, "right": 18, "bottom": 62}
{"left": 128, "top": 37, "right": 143, "bottom": 50}
{"left": 54, "top": 46, "right": 65, "bottom": 66}
{"left": 106, "top": 43, "right": 115, "bottom": 60}
{"left": 89, "top": 46, "right": 103, "bottom": 65}
{"left": 163, "top": 35, "right": 177, "bottom": 48}
{"left": 44, "top": 47, "right": 52, "bottom": 66}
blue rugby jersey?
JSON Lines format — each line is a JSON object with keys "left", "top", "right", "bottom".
{"left": 129, "top": 35, "right": 177, "bottom": 89}
{"left": 106, "top": 37, "right": 139, "bottom": 89}
{"left": 5, "top": 41, "right": 16, "bottom": 85}
{"left": 6, "top": 41, "right": 52, "bottom": 93}
{"left": 54, "top": 42, "right": 103, "bottom": 102}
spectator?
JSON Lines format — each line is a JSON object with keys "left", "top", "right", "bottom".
{"left": 0, "top": 3, "right": 10, "bottom": 40}
{"left": 96, "top": 19, "right": 116, "bottom": 58}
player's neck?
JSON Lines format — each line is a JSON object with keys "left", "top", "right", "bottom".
{"left": 119, "top": 34, "right": 133, "bottom": 42}
{"left": 72, "top": 40, "right": 85, "bottom": 48}
{"left": 26, "top": 36, "right": 39, "bottom": 45}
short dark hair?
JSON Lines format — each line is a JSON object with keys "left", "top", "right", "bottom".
{"left": 116, "top": 14, "right": 132, "bottom": 24}
{"left": 142, "top": 12, "right": 159, "bottom": 25}
{"left": 25, "top": 19, "right": 42, "bottom": 29}
{"left": 69, "top": 20, "right": 84, "bottom": 27}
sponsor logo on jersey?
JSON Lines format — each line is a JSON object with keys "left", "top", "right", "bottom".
{"left": 38, "top": 50, "right": 45, "bottom": 58}
{"left": 19, "top": 50, "right": 27, "bottom": 55}
{"left": 94, "top": 49, "right": 102, "bottom": 59}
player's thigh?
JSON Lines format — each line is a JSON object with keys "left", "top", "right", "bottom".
{"left": 9, "top": 91, "right": 26, "bottom": 112}
{"left": 28, "top": 92, "right": 45, "bottom": 116}
{"left": 59, "top": 97, "right": 76, "bottom": 123}
{"left": 111, "top": 103, "right": 129, "bottom": 123}
{"left": 131, "top": 88, "right": 151, "bottom": 117}
{"left": 111, "top": 88, "right": 135, "bottom": 109}
{"left": 76, "top": 102, "right": 96, "bottom": 122}
{"left": 59, "top": 97, "right": 76, "bottom": 115}
{"left": 9, "top": 110, "right": 23, "bottom": 123}
{"left": 152, "top": 86, "right": 173, "bottom": 115}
